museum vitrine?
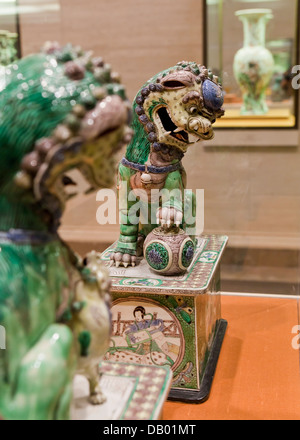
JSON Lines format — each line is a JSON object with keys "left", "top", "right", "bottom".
{"left": 0, "top": 1, "right": 297, "bottom": 302}
{"left": 205, "top": 0, "right": 299, "bottom": 128}
{"left": 0, "top": 0, "right": 20, "bottom": 66}
{"left": 0, "top": 0, "right": 300, "bottom": 421}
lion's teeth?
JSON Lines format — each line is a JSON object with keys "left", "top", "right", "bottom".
{"left": 174, "top": 127, "right": 182, "bottom": 133}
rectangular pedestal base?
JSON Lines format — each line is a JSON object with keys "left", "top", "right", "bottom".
{"left": 101, "top": 235, "right": 228, "bottom": 403}
{"left": 168, "top": 319, "right": 227, "bottom": 403}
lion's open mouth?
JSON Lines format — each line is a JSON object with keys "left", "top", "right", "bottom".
{"left": 155, "top": 106, "right": 212, "bottom": 144}
{"left": 157, "top": 107, "right": 190, "bottom": 144}
{"left": 157, "top": 107, "right": 190, "bottom": 143}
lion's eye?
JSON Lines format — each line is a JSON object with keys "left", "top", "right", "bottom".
{"left": 189, "top": 106, "right": 198, "bottom": 115}
{"left": 162, "top": 80, "right": 186, "bottom": 89}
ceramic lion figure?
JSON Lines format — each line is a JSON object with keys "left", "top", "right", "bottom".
{"left": 110, "top": 61, "right": 224, "bottom": 267}
{"left": 0, "top": 43, "right": 132, "bottom": 420}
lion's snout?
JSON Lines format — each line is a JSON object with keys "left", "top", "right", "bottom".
{"left": 188, "top": 116, "right": 212, "bottom": 135}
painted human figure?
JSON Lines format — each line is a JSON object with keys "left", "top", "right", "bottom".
{"left": 124, "top": 306, "right": 164, "bottom": 344}
{"left": 124, "top": 306, "right": 179, "bottom": 363}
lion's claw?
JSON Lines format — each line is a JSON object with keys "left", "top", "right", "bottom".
{"left": 156, "top": 207, "right": 183, "bottom": 229}
{"left": 110, "top": 252, "right": 136, "bottom": 267}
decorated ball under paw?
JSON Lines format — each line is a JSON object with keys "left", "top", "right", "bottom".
{"left": 143, "top": 226, "right": 195, "bottom": 276}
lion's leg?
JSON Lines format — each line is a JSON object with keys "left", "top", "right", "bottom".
{"left": 7, "top": 324, "right": 75, "bottom": 420}
{"left": 183, "top": 190, "right": 197, "bottom": 243}
{"left": 110, "top": 203, "right": 139, "bottom": 267}
{"left": 110, "top": 165, "right": 140, "bottom": 267}
{"left": 155, "top": 172, "right": 185, "bottom": 230}
{"left": 86, "top": 363, "right": 106, "bottom": 405}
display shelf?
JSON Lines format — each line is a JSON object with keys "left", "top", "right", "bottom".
{"left": 163, "top": 294, "right": 300, "bottom": 420}
{"left": 215, "top": 108, "right": 296, "bottom": 128}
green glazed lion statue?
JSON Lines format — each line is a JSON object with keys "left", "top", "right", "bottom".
{"left": 0, "top": 42, "right": 132, "bottom": 420}
{"left": 110, "top": 61, "right": 224, "bottom": 268}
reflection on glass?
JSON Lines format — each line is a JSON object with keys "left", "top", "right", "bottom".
{"left": 0, "top": 1, "right": 61, "bottom": 69}
{"left": 0, "top": 0, "right": 19, "bottom": 66}
{"left": 0, "top": 30, "right": 18, "bottom": 65}
{"left": 206, "top": 0, "right": 299, "bottom": 128}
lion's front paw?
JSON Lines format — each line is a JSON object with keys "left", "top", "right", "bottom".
{"left": 156, "top": 207, "right": 183, "bottom": 228}
{"left": 88, "top": 391, "right": 106, "bottom": 405}
{"left": 110, "top": 252, "right": 137, "bottom": 268}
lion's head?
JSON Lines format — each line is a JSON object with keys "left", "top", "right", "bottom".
{"left": 0, "top": 43, "right": 132, "bottom": 229}
{"left": 125, "top": 61, "right": 224, "bottom": 164}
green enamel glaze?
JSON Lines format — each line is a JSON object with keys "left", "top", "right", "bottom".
{"left": 147, "top": 97, "right": 167, "bottom": 121}
{"left": 78, "top": 330, "right": 91, "bottom": 357}
{"left": 0, "top": 53, "right": 98, "bottom": 186}
{"left": 125, "top": 108, "right": 151, "bottom": 164}
{"left": 0, "top": 240, "right": 76, "bottom": 420}
{"left": 180, "top": 310, "right": 192, "bottom": 324}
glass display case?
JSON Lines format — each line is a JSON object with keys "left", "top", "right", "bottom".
{"left": 0, "top": 0, "right": 300, "bottom": 422}
{"left": 0, "top": 0, "right": 20, "bottom": 65}
{"left": 205, "top": 0, "right": 299, "bottom": 128}
{"left": 0, "top": 1, "right": 297, "bottom": 299}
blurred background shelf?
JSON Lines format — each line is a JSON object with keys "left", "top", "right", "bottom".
{"left": 215, "top": 108, "right": 296, "bottom": 128}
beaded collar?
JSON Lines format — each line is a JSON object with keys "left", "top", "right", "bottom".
{"left": 0, "top": 229, "right": 58, "bottom": 245}
{"left": 121, "top": 157, "right": 182, "bottom": 174}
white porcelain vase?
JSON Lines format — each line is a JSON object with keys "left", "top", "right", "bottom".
{"left": 233, "top": 9, "right": 274, "bottom": 115}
